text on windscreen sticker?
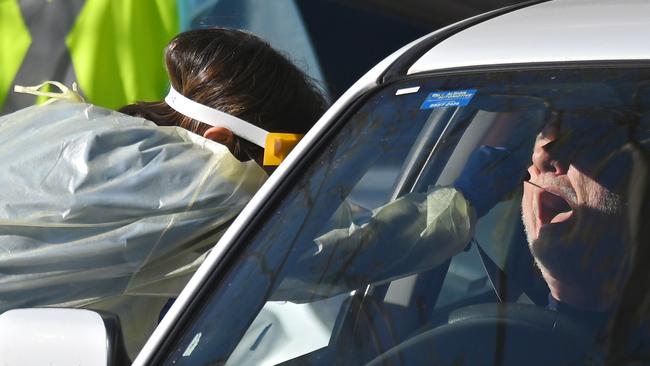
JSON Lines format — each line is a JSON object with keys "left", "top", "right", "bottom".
{"left": 420, "top": 89, "right": 477, "bottom": 110}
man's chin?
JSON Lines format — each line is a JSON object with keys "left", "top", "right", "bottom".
{"left": 527, "top": 230, "right": 582, "bottom": 282}
{"left": 528, "top": 219, "right": 572, "bottom": 254}
{"left": 529, "top": 233, "right": 563, "bottom": 265}
{"left": 528, "top": 225, "right": 627, "bottom": 289}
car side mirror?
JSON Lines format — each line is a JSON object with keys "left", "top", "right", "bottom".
{"left": 0, "top": 308, "right": 130, "bottom": 366}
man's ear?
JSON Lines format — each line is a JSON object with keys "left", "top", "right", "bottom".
{"left": 204, "top": 126, "right": 235, "bottom": 150}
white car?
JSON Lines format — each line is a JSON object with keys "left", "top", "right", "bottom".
{"left": 2, "top": 0, "right": 649, "bottom": 365}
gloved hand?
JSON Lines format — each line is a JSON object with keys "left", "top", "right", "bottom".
{"left": 453, "top": 145, "right": 526, "bottom": 217}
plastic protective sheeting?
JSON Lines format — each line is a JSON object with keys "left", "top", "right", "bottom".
{"left": 0, "top": 101, "right": 267, "bottom": 312}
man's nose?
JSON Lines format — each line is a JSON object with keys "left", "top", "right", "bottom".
{"left": 532, "top": 135, "right": 569, "bottom": 176}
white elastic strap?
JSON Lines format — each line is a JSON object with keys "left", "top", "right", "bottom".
{"left": 165, "top": 87, "right": 268, "bottom": 147}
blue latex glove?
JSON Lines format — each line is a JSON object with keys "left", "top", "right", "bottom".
{"left": 453, "top": 145, "right": 526, "bottom": 217}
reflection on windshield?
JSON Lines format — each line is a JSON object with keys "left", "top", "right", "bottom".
{"left": 164, "top": 68, "right": 650, "bottom": 366}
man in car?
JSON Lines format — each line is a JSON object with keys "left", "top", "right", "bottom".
{"left": 521, "top": 110, "right": 642, "bottom": 318}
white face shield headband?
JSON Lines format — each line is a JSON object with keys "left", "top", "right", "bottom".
{"left": 164, "top": 87, "right": 303, "bottom": 166}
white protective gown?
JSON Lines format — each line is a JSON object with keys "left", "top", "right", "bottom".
{"left": 0, "top": 101, "right": 267, "bottom": 355}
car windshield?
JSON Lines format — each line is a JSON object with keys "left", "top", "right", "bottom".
{"left": 161, "top": 67, "right": 650, "bottom": 365}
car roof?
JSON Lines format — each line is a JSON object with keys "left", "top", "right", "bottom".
{"left": 409, "top": 0, "right": 650, "bottom": 74}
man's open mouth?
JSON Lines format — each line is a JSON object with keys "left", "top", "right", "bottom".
{"left": 538, "top": 190, "right": 574, "bottom": 226}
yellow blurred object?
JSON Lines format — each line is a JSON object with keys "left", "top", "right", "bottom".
{"left": 0, "top": 0, "right": 31, "bottom": 111}
{"left": 263, "top": 133, "right": 305, "bottom": 166}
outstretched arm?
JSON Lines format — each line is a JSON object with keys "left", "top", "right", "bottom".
{"left": 272, "top": 145, "right": 525, "bottom": 302}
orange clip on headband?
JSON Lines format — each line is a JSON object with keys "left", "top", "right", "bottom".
{"left": 165, "top": 87, "right": 303, "bottom": 166}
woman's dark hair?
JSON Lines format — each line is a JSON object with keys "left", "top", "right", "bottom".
{"left": 119, "top": 28, "right": 327, "bottom": 162}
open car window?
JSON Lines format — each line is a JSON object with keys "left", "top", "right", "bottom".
{"left": 161, "top": 67, "right": 650, "bottom": 366}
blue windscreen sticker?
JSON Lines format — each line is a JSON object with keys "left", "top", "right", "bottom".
{"left": 420, "top": 89, "right": 477, "bottom": 110}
